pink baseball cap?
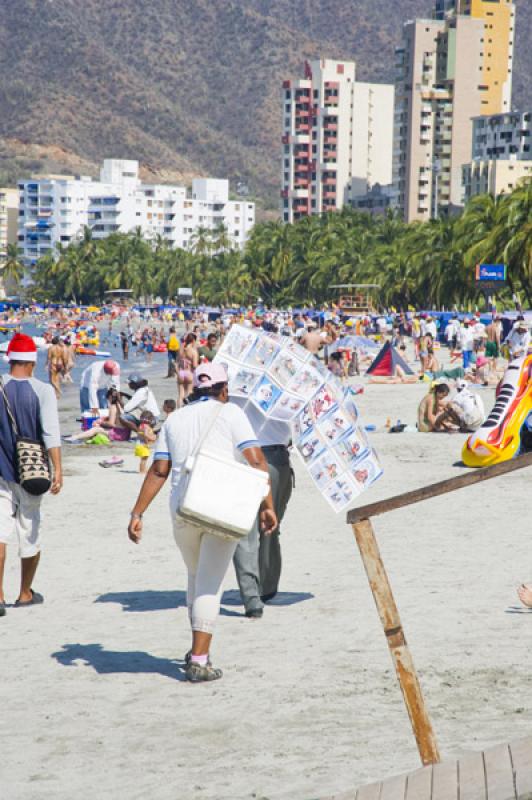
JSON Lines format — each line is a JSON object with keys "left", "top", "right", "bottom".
{"left": 103, "top": 360, "right": 120, "bottom": 376}
{"left": 193, "top": 362, "right": 228, "bottom": 388}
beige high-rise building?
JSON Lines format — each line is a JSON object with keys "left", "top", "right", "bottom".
{"left": 0, "top": 187, "right": 19, "bottom": 262}
{"left": 393, "top": 0, "right": 515, "bottom": 222}
{"left": 281, "top": 59, "right": 394, "bottom": 222}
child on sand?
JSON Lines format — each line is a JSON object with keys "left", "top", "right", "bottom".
{"left": 134, "top": 411, "right": 157, "bottom": 473}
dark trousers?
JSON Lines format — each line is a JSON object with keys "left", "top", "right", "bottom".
{"left": 233, "top": 447, "right": 293, "bottom": 612}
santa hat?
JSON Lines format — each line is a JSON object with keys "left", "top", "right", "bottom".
{"left": 7, "top": 333, "right": 37, "bottom": 362}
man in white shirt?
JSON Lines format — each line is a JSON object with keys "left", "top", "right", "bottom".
{"left": 127, "top": 362, "right": 276, "bottom": 682}
{"left": 425, "top": 316, "right": 437, "bottom": 340}
{"left": 505, "top": 320, "right": 531, "bottom": 360}
{"left": 472, "top": 318, "right": 487, "bottom": 351}
{"left": 121, "top": 374, "right": 160, "bottom": 429}
{"left": 79, "top": 360, "right": 120, "bottom": 413}
{"left": 459, "top": 321, "right": 474, "bottom": 370}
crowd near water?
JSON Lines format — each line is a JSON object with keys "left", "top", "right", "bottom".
{"left": 1, "top": 300, "right": 532, "bottom": 681}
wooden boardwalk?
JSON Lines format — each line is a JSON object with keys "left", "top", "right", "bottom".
{"left": 321, "top": 736, "right": 532, "bottom": 800}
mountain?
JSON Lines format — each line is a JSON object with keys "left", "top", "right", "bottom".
{"left": 0, "top": 0, "right": 530, "bottom": 210}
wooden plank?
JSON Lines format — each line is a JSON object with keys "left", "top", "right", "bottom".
{"left": 431, "top": 759, "right": 458, "bottom": 800}
{"left": 346, "top": 452, "right": 532, "bottom": 524}
{"left": 355, "top": 782, "right": 381, "bottom": 800}
{"left": 509, "top": 737, "right": 532, "bottom": 798}
{"left": 483, "top": 743, "right": 516, "bottom": 800}
{"left": 352, "top": 519, "right": 440, "bottom": 766}
{"left": 379, "top": 774, "right": 407, "bottom": 800}
{"left": 457, "top": 750, "right": 487, "bottom": 800}
{"left": 404, "top": 766, "right": 433, "bottom": 800}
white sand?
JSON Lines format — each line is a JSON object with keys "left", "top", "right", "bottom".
{"left": 2, "top": 351, "right": 532, "bottom": 800}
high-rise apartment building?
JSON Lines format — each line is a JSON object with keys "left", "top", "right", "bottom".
{"left": 393, "top": 0, "right": 515, "bottom": 222}
{"left": 0, "top": 188, "right": 18, "bottom": 261}
{"left": 17, "top": 160, "right": 255, "bottom": 266}
{"left": 463, "top": 110, "right": 532, "bottom": 202}
{"left": 0, "top": 187, "right": 19, "bottom": 297}
{"left": 281, "top": 59, "right": 394, "bottom": 223}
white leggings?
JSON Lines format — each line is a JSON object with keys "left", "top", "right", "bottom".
{"left": 172, "top": 518, "right": 237, "bottom": 634}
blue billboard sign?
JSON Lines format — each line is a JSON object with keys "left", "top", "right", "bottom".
{"left": 476, "top": 264, "right": 507, "bottom": 282}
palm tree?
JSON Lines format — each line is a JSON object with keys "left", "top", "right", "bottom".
{"left": 2, "top": 244, "right": 25, "bottom": 296}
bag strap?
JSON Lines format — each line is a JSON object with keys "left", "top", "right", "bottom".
{"left": 0, "top": 377, "right": 19, "bottom": 437}
{"left": 191, "top": 401, "right": 225, "bottom": 458}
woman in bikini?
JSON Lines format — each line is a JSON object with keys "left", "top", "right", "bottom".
{"left": 177, "top": 333, "right": 199, "bottom": 406}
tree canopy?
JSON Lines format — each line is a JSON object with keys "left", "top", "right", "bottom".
{"left": 25, "top": 180, "right": 532, "bottom": 309}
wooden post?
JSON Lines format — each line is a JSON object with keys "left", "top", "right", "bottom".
{"left": 353, "top": 518, "right": 440, "bottom": 766}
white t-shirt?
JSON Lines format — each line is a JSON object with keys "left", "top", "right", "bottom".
{"left": 453, "top": 390, "right": 484, "bottom": 427}
{"left": 80, "top": 361, "right": 120, "bottom": 408}
{"left": 123, "top": 387, "right": 160, "bottom": 418}
{"left": 154, "top": 398, "right": 259, "bottom": 512}
{"left": 506, "top": 329, "right": 530, "bottom": 358}
{"left": 460, "top": 327, "right": 474, "bottom": 351}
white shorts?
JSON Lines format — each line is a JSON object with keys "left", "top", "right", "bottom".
{"left": 0, "top": 478, "right": 43, "bottom": 557}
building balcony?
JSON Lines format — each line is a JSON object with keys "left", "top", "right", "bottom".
{"left": 295, "top": 123, "right": 310, "bottom": 133}
{"left": 323, "top": 122, "right": 338, "bottom": 131}
{"left": 322, "top": 190, "right": 336, "bottom": 199}
{"left": 322, "top": 152, "right": 338, "bottom": 161}
{"left": 294, "top": 179, "right": 309, "bottom": 188}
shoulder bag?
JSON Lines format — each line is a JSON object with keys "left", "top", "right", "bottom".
{"left": 0, "top": 378, "right": 52, "bottom": 495}
{"left": 178, "top": 402, "right": 269, "bottom": 541}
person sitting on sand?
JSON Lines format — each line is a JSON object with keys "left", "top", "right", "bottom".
{"left": 369, "top": 364, "right": 419, "bottom": 384}
{"left": 417, "top": 382, "right": 457, "bottom": 432}
{"left": 64, "top": 389, "right": 131, "bottom": 444}
{"left": 429, "top": 380, "right": 484, "bottom": 433}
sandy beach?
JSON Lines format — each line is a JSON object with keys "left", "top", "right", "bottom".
{"left": 2, "top": 346, "right": 532, "bottom": 800}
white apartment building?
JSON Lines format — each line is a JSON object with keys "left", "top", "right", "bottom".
{"left": 281, "top": 59, "right": 394, "bottom": 222}
{"left": 471, "top": 111, "right": 532, "bottom": 160}
{"left": 463, "top": 110, "right": 532, "bottom": 202}
{"left": 18, "top": 160, "right": 255, "bottom": 266}
{"left": 463, "top": 159, "right": 532, "bottom": 201}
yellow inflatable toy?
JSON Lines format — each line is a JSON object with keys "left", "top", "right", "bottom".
{"left": 462, "top": 353, "right": 532, "bottom": 467}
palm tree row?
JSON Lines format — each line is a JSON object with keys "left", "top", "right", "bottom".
{"left": 5, "top": 179, "right": 531, "bottom": 309}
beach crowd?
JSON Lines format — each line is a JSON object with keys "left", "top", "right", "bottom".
{"left": 0, "top": 301, "right": 531, "bottom": 679}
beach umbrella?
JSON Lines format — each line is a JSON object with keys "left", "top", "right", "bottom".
{"left": 334, "top": 335, "right": 379, "bottom": 350}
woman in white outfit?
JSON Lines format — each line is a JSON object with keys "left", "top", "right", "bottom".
{"left": 127, "top": 362, "right": 277, "bottom": 683}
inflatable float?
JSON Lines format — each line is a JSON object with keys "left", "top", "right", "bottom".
{"left": 462, "top": 353, "right": 532, "bottom": 468}
{"left": 76, "top": 347, "right": 111, "bottom": 357}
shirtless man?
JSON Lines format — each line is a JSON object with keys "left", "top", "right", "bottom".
{"left": 485, "top": 316, "right": 502, "bottom": 367}
{"left": 47, "top": 336, "right": 65, "bottom": 398}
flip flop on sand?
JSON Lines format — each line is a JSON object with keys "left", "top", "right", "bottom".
{"left": 99, "top": 457, "right": 124, "bottom": 468}
{"left": 14, "top": 590, "right": 44, "bottom": 608}
{"left": 505, "top": 605, "right": 532, "bottom": 614}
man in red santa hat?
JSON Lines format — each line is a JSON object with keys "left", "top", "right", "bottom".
{"left": 0, "top": 333, "right": 62, "bottom": 617}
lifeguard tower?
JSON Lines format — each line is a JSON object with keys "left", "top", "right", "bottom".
{"left": 329, "top": 284, "right": 379, "bottom": 315}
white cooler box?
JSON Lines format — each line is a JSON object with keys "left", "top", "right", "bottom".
{"left": 178, "top": 449, "right": 270, "bottom": 540}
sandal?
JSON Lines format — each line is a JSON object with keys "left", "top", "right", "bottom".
{"left": 14, "top": 590, "right": 44, "bottom": 607}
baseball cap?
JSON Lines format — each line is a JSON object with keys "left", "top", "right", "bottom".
{"left": 193, "top": 362, "right": 228, "bottom": 388}
{"left": 103, "top": 360, "right": 120, "bottom": 376}
{"left": 127, "top": 373, "right": 144, "bottom": 385}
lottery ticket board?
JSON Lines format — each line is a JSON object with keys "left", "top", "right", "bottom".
{"left": 214, "top": 325, "right": 383, "bottom": 513}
